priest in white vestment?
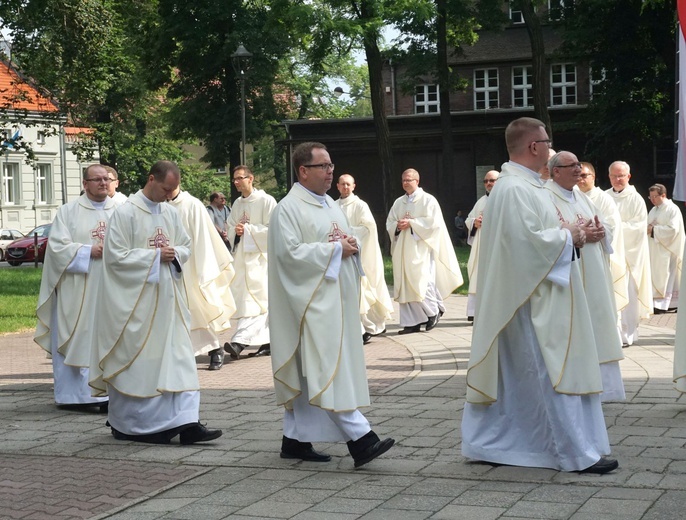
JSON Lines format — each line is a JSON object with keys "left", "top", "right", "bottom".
{"left": 168, "top": 186, "right": 236, "bottom": 370}
{"left": 647, "top": 184, "right": 684, "bottom": 312}
{"left": 90, "top": 161, "right": 222, "bottom": 445}
{"left": 465, "top": 170, "right": 498, "bottom": 322}
{"left": 607, "top": 161, "right": 653, "bottom": 346}
{"left": 104, "top": 166, "right": 128, "bottom": 206}
{"left": 386, "top": 169, "right": 463, "bottom": 335}
{"left": 268, "top": 142, "right": 394, "bottom": 468}
{"left": 223, "top": 166, "right": 276, "bottom": 359}
{"left": 35, "top": 165, "right": 114, "bottom": 410}
{"left": 336, "top": 174, "right": 393, "bottom": 343}
{"left": 546, "top": 152, "right": 625, "bottom": 402}
{"left": 462, "top": 117, "right": 618, "bottom": 474}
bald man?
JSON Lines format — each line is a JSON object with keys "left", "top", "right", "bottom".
{"left": 465, "top": 169, "right": 499, "bottom": 322}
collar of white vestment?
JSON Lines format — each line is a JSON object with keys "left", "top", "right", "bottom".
{"left": 505, "top": 161, "right": 544, "bottom": 186}
{"left": 295, "top": 182, "right": 330, "bottom": 207}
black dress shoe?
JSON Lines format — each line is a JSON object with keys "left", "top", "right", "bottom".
{"left": 280, "top": 436, "right": 331, "bottom": 462}
{"left": 223, "top": 342, "right": 244, "bottom": 359}
{"left": 248, "top": 344, "right": 271, "bottom": 357}
{"left": 398, "top": 324, "right": 421, "bottom": 335}
{"left": 425, "top": 314, "right": 438, "bottom": 331}
{"left": 347, "top": 431, "right": 395, "bottom": 468}
{"left": 110, "top": 427, "right": 175, "bottom": 444}
{"left": 98, "top": 401, "right": 109, "bottom": 414}
{"left": 467, "top": 316, "right": 474, "bottom": 322}
{"left": 372, "top": 328, "right": 387, "bottom": 336}
{"left": 653, "top": 308, "right": 666, "bottom": 315}
{"left": 208, "top": 348, "right": 224, "bottom": 370}
{"left": 362, "top": 332, "right": 372, "bottom": 345}
{"left": 179, "top": 422, "right": 223, "bottom": 445}
{"left": 578, "top": 457, "right": 619, "bottom": 474}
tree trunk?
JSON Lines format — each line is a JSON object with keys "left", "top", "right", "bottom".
{"left": 520, "top": 0, "right": 553, "bottom": 140}
{"left": 436, "top": 0, "right": 454, "bottom": 216}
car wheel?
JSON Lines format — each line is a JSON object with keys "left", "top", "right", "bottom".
{"left": 7, "top": 260, "right": 22, "bottom": 266}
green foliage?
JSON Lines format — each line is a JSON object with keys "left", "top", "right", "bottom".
{"left": 0, "top": 267, "right": 42, "bottom": 334}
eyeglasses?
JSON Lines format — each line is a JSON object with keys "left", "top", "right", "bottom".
{"left": 85, "top": 177, "right": 112, "bottom": 183}
{"left": 303, "top": 163, "right": 335, "bottom": 171}
{"left": 556, "top": 162, "right": 582, "bottom": 169}
{"left": 532, "top": 139, "right": 552, "bottom": 146}
{"left": 578, "top": 174, "right": 593, "bottom": 179}
{"left": 108, "top": 177, "right": 117, "bottom": 182}
{"left": 402, "top": 178, "right": 418, "bottom": 183}
{"left": 233, "top": 175, "right": 251, "bottom": 181}
{"left": 483, "top": 179, "right": 497, "bottom": 184}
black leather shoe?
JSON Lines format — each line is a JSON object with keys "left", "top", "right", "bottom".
{"left": 653, "top": 308, "right": 666, "bottom": 315}
{"left": 372, "top": 329, "right": 387, "bottom": 336}
{"left": 578, "top": 457, "right": 619, "bottom": 474}
{"left": 398, "top": 325, "right": 421, "bottom": 335}
{"left": 425, "top": 314, "right": 438, "bottom": 331}
{"left": 98, "top": 402, "right": 109, "bottom": 414}
{"left": 208, "top": 349, "right": 224, "bottom": 370}
{"left": 362, "top": 332, "right": 372, "bottom": 345}
{"left": 223, "top": 342, "right": 244, "bottom": 359}
{"left": 467, "top": 316, "right": 474, "bottom": 322}
{"left": 110, "top": 427, "right": 175, "bottom": 444}
{"left": 179, "top": 422, "right": 223, "bottom": 445}
{"left": 248, "top": 344, "right": 271, "bottom": 357}
{"left": 347, "top": 431, "right": 395, "bottom": 468}
{"left": 280, "top": 436, "right": 331, "bottom": 462}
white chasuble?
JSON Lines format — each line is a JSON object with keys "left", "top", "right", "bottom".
{"left": 268, "top": 185, "right": 369, "bottom": 412}
{"left": 227, "top": 189, "right": 277, "bottom": 318}
{"left": 385, "top": 188, "right": 463, "bottom": 304}
{"left": 337, "top": 194, "right": 393, "bottom": 329}
{"left": 90, "top": 191, "right": 198, "bottom": 398}
{"left": 168, "top": 191, "right": 236, "bottom": 355}
{"left": 606, "top": 185, "right": 652, "bottom": 319}
{"left": 35, "top": 194, "right": 116, "bottom": 367}
{"left": 545, "top": 183, "right": 624, "bottom": 385}
{"left": 466, "top": 194, "right": 489, "bottom": 296}
{"left": 467, "top": 162, "right": 602, "bottom": 405}
{"left": 586, "top": 187, "right": 629, "bottom": 312}
{"left": 648, "top": 198, "right": 684, "bottom": 304}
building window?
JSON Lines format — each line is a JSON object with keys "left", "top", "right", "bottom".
{"left": 548, "top": 0, "right": 567, "bottom": 21}
{"left": 37, "top": 131, "right": 46, "bottom": 145}
{"left": 415, "top": 85, "right": 440, "bottom": 114}
{"left": 36, "top": 164, "right": 53, "bottom": 204}
{"left": 589, "top": 67, "right": 606, "bottom": 99}
{"left": 2, "top": 162, "right": 21, "bottom": 205}
{"left": 512, "top": 66, "right": 533, "bottom": 108}
{"left": 550, "top": 63, "right": 577, "bottom": 106}
{"left": 510, "top": 5, "right": 524, "bottom": 24}
{"left": 474, "top": 69, "right": 499, "bottom": 110}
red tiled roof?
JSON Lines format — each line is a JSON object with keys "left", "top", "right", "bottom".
{"left": 0, "top": 61, "right": 58, "bottom": 113}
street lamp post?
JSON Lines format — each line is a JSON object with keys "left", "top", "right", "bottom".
{"left": 231, "top": 44, "right": 253, "bottom": 165}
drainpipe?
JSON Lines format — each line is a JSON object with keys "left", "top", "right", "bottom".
{"left": 59, "top": 124, "right": 68, "bottom": 204}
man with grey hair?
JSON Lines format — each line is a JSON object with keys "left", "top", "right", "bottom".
{"left": 607, "top": 160, "right": 652, "bottom": 346}
{"left": 462, "top": 118, "right": 618, "bottom": 474}
{"left": 647, "top": 184, "right": 684, "bottom": 313}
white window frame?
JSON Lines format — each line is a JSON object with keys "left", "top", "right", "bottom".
{"left": 550, "top": 63, "right": 577, "bottom": 106}
{"left": 36, "top": 163, "right": 53, "bottom": 204}
{"left": 2, "top": 162, "right": 21, "bottom": 205}
{"left": 510, "top": 5, "right": 524, "bottom": 24}
{"left": 589, "top": 66, "right": 606, "bottom": 99}
{"left": 548, "top": 0, "right": 567, "bottom": 21}
{"left": 474, "top": 69, "right": 499, "bottom": 110}
{"left": 512, "top": 66, "right": 533, "bottom": 108}
{"left": 414, "top": 84, "right": 440, "bottom": 114}
{"left": 37, "top": 131, "right": 46, "bottom": 145}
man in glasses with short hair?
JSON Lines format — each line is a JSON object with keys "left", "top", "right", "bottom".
{"left": 35, "top": 164, "right": 114, "bottom": 411}
{"left": 465, "top": 169, "right": 499, "bottom": 322}
{"left": 103, "top": 165, "right": 128, "bottom": 206}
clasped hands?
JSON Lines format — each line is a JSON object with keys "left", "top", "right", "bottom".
{"left": 562, "top": 216, "right": 605, "bottom": 248}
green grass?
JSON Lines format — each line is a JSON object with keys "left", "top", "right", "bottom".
{"left": 0, "top": 267, "right": 42, "bottom": 334}
{"left": 384, "top": 245, "right": 470, "bottom": 295}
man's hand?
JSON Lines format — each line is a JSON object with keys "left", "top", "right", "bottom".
{"left": 159, "top": 246, "right": 177, "bottom": 263}
{"left": 474, "top": 215, "right": 483, "bottom": 229}
{"left": 561, "top": 222, "right": 586, "bottom": 248}
{"left": 647, "top": 223, "right": 654, "bottom": 236}
{"left": 397, "top": 218, "right": 411, "bottom": 231}
{"left": 585, "top": 216, "right": 606, "bottom": 243}
{"left": 341, "top": 236, "right": 359, "bottom": 258}
{"left": 235, "top": 223, "right": 244, "bottom": 237}
{"left": 90, "top": 243, "right": 103, "bottom": 259}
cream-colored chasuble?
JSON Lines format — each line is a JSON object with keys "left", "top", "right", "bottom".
{"left": 90, "top": 191, "right": 198, "bottom": 398}
{"left": 648, "top": 198, "right": 684, "bottom": 302}
{"left": 336, "top": 194, "right": 393, "bottom": 328}
{"left": 168, "top": 191, "right": 236, "bottom": 355}
{"left": 226, "top": 189, "right": 276, "bottom": 317}
{"left": 606, "top": 184, "right": 653, "bottom": 318}
{"left": 268, "top": 185, "right": 370, "bottom": 412}
{"left": 586, "top": 186, "right": 629, "bottom": 312}
{"left": 466, "top": 194, "right": 489, "bottom": 296}
{"left": 385, "top": 188, "right": 463, "bottom": 303}
{"left": 467, "top": 162, "right": 602, "bottom": 405}
{"left": 35, "top": 194, "right": 116, "bottom": 366}
{"left": 545, "top": 182, "right": 624, "bottom": 365}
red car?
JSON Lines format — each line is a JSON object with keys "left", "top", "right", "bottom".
{"left": 5, "top": 224, "right": 51, "bottom": 266}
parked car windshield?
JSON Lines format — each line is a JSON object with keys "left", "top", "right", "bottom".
{"left": 27, "top": 224, "right": 51, "bottom": 237}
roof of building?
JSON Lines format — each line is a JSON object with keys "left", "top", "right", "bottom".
{"left": 451, "top": 25, "right": 564, "bottom": 65}
{"left": 0, "top": 60, "right": 59, "bottom": 113}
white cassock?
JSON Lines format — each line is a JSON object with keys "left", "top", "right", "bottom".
{"left": 269, "top": 183, "right": 371, "bottom": 442}
{"left": 111, "top": 192, "right": 128, "bottom": 206}
{"left": 648, "top": 198, "right": 685, "bottom": 311}
{"left": 168, "top": 191, "right": 236, "bottom": 355}
{"left": 585, "top": 187, "right": 629, "bottom": 314}
{"left": 337, "top": 194, "right": 393, "bottom": 335}
{"left": 227, "top": 189, "right": 277, "bottom": 347}
{"left": 385, "top": 188, "right": 463, "bottom": 327}
{"left": 35, "top": 194, "right": 114, "bottom": 406}
{"left": 465, "top": 193, "right": 489, "bottom": 319}
{"left": 546, "top": 182, "right": 625, "bottom": 402}
{"left": 462, "top": 161, "right": 610, "bottom": 472}
{"left": 607, "top": 185, "right": 652, "bottom": 345}
{"left": 90, "top": 191, "right": 200, "bottom": 435}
